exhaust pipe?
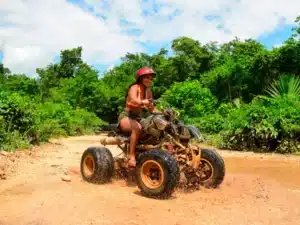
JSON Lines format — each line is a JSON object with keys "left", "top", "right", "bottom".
{"left": 99, "top": 136, "right": 122, "bottom": 146}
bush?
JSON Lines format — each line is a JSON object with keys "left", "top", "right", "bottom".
{"left": 188, "top": 113, "right": 224, "bottom": 134}
{"left": 187, "top": 102, "right": 235, "bottom": 134}
{"left": 0, "top": 91, "right": 35, "bottom": 134}
{"left": 0, "top": 91, "right": 106, "bottom": 151}
{"left": 218, "top": 95, "right": 300, "bottom": 153}
{"left": 0, "top": 92, "right": 34, "bottom": 151}
{"left": 32, "top": 102, "right": 106, "bottom": 142}
{"left": 159, "top": 80, "right": 217, "bottom": 120}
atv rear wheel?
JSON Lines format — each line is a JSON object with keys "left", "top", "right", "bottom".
{"left": 198, "top": 148, "right": 225, "bottom": 188}
{"left": 80, "top": 147, "right": 114, "bottom": 184}
{"left": 135, "top": 149, "right": 180, "bottom": 199}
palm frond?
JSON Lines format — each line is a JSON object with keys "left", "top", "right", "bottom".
{"left": 265, "top": 74, "right": 300, "bottom": 98}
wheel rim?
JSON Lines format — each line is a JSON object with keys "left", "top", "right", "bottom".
{"left": 197, "top": 159, "right": 214, "bottom": 183}
{"left": 141, "top": 160, "right": 164, "bottom": 189}
{"left": 83, "top": 153, "right": 95, "bottom": 177}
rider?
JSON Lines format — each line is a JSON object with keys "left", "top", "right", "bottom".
{"left": 118, "top": 67, "right": 157, "bottom": 167}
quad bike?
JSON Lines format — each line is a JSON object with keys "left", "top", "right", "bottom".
{"left": 80, "top": 101, "right": 225, "bottom": 199}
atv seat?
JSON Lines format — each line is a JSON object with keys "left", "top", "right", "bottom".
{"left": 108, "top": 123, "right": 120, "bottom": 132}
{"left": 107, "top": 123, "right": 131, "bottom": 137}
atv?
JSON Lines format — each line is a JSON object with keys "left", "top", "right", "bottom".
{"left": 80, "top": 102, "right": 225, "bottom": 199}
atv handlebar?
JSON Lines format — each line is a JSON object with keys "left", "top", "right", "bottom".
{"left": 148, "top": 99, "right": 179, "bottom": 117}
{"left": 148, "top": 99, "right": 163, "bottom": 115}
{"left": 148, "top": 99, "right": 159, "bottom": 104}
{"left": 152, "top": 111, "right": 164, "bottom": 116}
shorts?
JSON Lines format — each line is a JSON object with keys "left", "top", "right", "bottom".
{"left": 118, "top": 110, "right": 144, "bottom": 122}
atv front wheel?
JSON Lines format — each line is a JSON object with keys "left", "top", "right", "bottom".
{"left": 80, "top": 147, "right": 114, "bottom": 184}
{"left": 197, "top": 148, "right": 225, "bottom": 188}
{"left": 136, "top": 149, "right": 180, "bottom": 199}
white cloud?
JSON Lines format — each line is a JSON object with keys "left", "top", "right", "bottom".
{"left": 220, "top": 0, "right": 299, "bottom": 38}
{"left": 107, "top": 64, "right": 115, "bottom": 72}
{"left": 83, "top": 0, "right": 299, "bottom": 44}
{"left": 143, "top": 0, "right": 300, "bottom": 42}
{"left": 0, "top": 0, "right": 299, "bottom": 76}
{"left": 0, "top": 0, "right": 140, "bottom": 76}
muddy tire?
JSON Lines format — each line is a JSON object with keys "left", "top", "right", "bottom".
{"left": 135, "top": 149, "right": 180, "bottom": 199}
{"left": 198, "top": 148, "right": 225, "bottom": 188}
{"left": 80, "top": 147, "right": 114, "bottom": 184}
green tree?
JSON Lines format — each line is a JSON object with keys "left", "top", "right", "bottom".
{"left": 200, "top": 38, "right": 271, "bottom": 102}
{"left": 57, "top": 46, "right": 83, "bottom": 79}
{"left": 0, "top": 63, "right": 10, "bottom": 84}
{"left": 4, "top": 74, "right": 39, "bottom": 96}
{"left": 160, "top": 80, "right": 217, "bottom": 119}
{"left": 291, "top": 15, "right": 300, "bottom": 38}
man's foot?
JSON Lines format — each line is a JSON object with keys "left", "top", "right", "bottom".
{"left": 128, "top": 158, "right": 136, "bottom": 167}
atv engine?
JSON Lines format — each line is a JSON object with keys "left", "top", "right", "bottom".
{"left": 140, "top": 114, "right": 168, "bottom": 137}
{"left": 139, "top": 114, "right": 191, "bottom": 146}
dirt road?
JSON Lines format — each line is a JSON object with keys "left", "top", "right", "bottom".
{"left": 1, "top": 135, "right": 300, "bottom": 225}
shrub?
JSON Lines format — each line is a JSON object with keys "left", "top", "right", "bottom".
{"left": 0, "top": 92, "right": 34, "bottom": 151}
{"left": 0, "top": 91, "right": 35, "bottom": 134}
{"left": 0, "top": 91, "right": 106, "bottom": 151}
{"left": 187, "top": 102, "right": 235, "bottom": 134}
{"left": 32, "top": 102, "right": 106, "bottom": 142}
{"left": 218, "top": 95, "right": 300, "bottom": 153}
{"left": 159, "top": 80, "right": 217, "bottom": 120}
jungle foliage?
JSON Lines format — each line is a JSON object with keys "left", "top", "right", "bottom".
{"left": 1, "top": 16, "right": 300, "bottom": 153}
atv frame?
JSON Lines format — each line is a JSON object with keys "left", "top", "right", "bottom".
{"left": 80, "top": 105, "right": 225, "bottom": 199}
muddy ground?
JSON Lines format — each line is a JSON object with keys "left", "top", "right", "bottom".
{"left": 1, "top": 135, "right": 300, "bottom": 225}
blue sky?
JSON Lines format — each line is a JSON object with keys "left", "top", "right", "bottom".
{"left": 0, "top": 0, "right": 299, "bottom": 76}
{"left": 257, "top": 23, "right": 295, "bottom": 49}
